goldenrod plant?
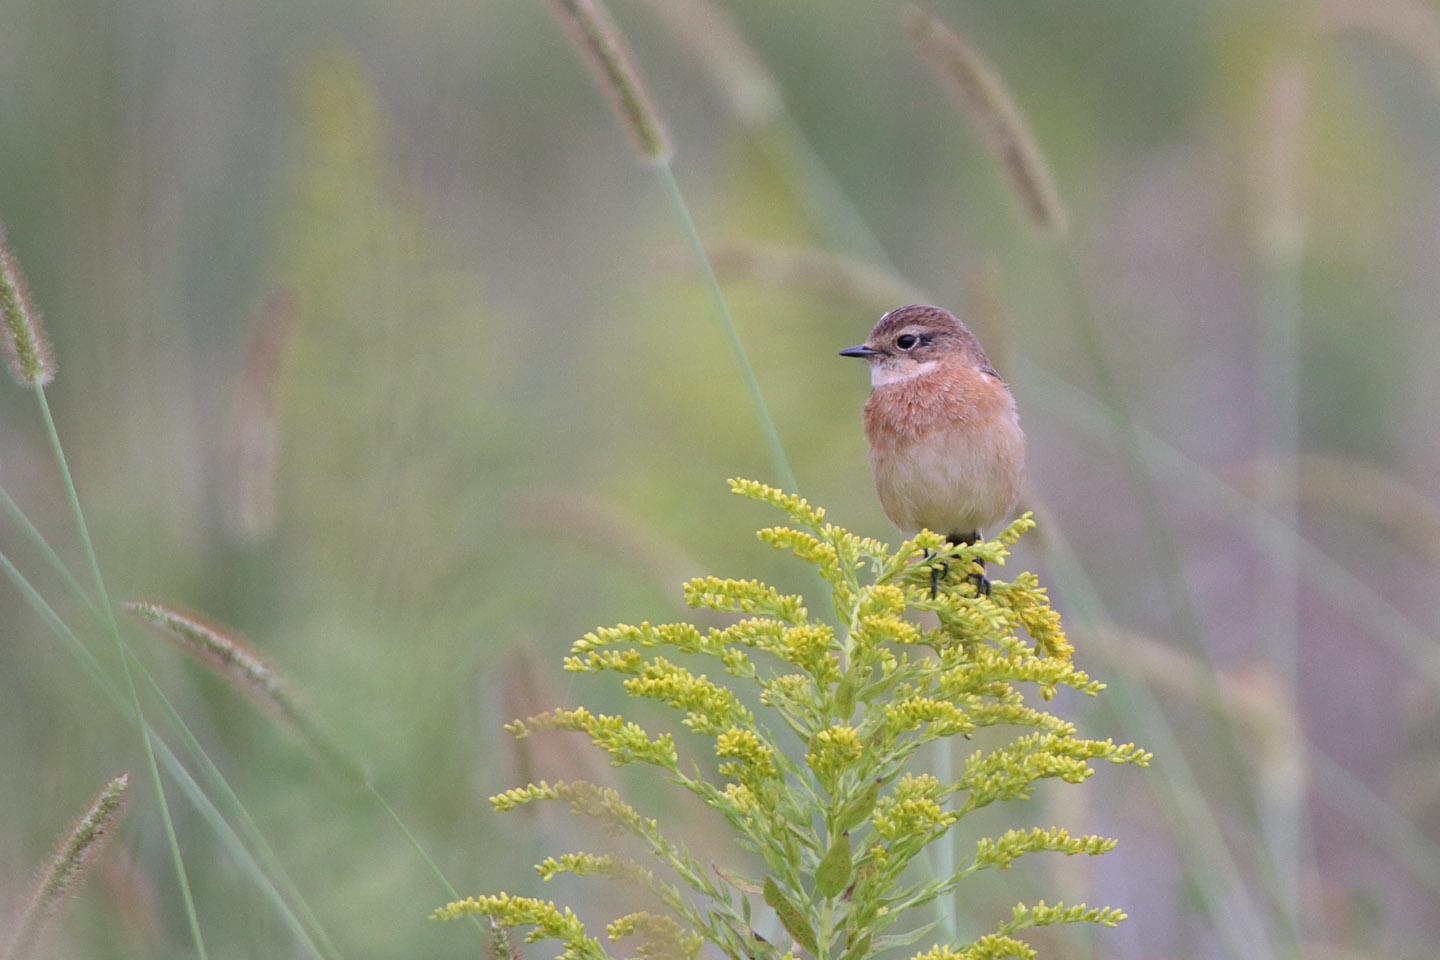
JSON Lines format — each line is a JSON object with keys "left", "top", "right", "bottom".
{"left": 434, "top": 479, "right": 1149, "bottom": 960}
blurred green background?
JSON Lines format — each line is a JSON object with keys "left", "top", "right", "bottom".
{"left": 3, "top": 0, "right": 1439, "bottom": 957}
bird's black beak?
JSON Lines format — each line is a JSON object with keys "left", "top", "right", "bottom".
{"left": 840, "top": 344, "right": 883, "bottom": 359}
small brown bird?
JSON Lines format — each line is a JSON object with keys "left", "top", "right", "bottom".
{"left": 841, "top": 304, "right": 1025, "bottom": 590}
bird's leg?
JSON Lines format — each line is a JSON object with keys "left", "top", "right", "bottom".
{"left": 921, "top": 548, "right": 947, "bottom": 598}
{"left": 949, "top": 531, "right": 990, "bottom": 597}
{"left": 973, "top": 558, "right": 991, "bottom": 596}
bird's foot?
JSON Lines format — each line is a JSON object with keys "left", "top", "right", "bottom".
{"left": 968, "top": 556, "right": 991, "bottom": 596}
{"left": 922, "top": 548, "right": 948, "bottom": 599}
{"left": 923, "top": 547, "right": 990, "bottom": 598}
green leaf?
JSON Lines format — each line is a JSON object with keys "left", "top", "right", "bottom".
{"left": 838, "top": 932, "right": 872, "bottom": 960}
{"left": 869, "top": 916, "right": 940, "bottom": 950}
{"left": 834, "top": 779, "right": 881, "bottom": 834}
{"left": 713, "top": 862, "right": 764, "bottom": 896}
{"left": 763, "top": 876, "right": 817, "bottom": 955}
{"left": 834, "top": 673, "right": 856, "bottom": 718}
{"left": 815, "top": 832, "right": 853, "bottom": 899}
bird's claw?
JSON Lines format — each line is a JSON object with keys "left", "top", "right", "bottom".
{"left": 924, "top": 547, "right": 990, "bottom": 598}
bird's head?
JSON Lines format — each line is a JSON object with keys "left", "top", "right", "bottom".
{"left": 840, "top": 304, "right": 993, "bottom": 387}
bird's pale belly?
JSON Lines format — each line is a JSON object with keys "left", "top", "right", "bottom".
{"left": 867, "top": 424, "right": 1022, "bottom": 539}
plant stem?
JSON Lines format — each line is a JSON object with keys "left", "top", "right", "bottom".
{"left": 1040, "top": 522, "right": 1281, "bottom": 960}
{"left": 653, "top": 162, "right": 799, "bottom": 495}
{"left": 1254, "top": 205, "right": 1308, "bottom": 948}
{"left": 33, "top": 384, "right": 209, "bottom": 960}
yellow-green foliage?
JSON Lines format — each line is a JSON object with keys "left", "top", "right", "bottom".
{"left": 434, "top": 480, "right": 1150, "bottom": 960}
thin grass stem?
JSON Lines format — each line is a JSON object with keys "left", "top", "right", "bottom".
{"left": 1039, "top": 251, "right": 1322, "bottom": 945}
{"left": 1307, "top": 747, "right": 1440, "bottom": 897}
{"left": 653, "top": 163, "right": 798, "bottom": 495}
{"left": 153, "top": 737, "right": 338, "bottom": 960}
{"left": 1048, "top": 251, "right": 1208, "bottom": 666}
{"left": 928, "top": 737, "right": 960, "bottom": 945}
{"left": 0, "top": 477, "right": 487, "bottom": 947}
{"left": 0, "top": 545, "right": 338, "bottom": 959}
{"left": 1024, "top": 354, "right": 1440, "bottom": 948}
{"left": 641, "top": 0, "right": 899, "bottom": 269}
{"left": 1040, "top": 525, "right": 1282, "bottom": 960}
{"left": 540, "top": 0, "right": 797, "bottom": 493}
{"left": 1253, "top": 58, "right": 1313, "bottom": 941}
{"left": 2, "top": 530, "right": 489, "bottom": 950}
{"left": 31, "top": 384, "right": 209, "bottom": 960}
{"left": 0, "top": 485, "right": 97, "bottom": 617}
{"left": 1021, "top": 357, "right": 1440, "bottom": 681}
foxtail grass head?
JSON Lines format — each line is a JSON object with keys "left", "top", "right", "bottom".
{"left": 2, "top": 774, "right": 129, "bottom": 960}
{"left": 544, "top": 0, "right": 674, "bottom": 164}
{"left": 0, "top": 219, "right": 55, "bottom": 387}
{"left": 905, "top": 7, "right": 1069, "bottom": 240}
{"left": 124, "top": 600, "right": 368, "bottom": 786}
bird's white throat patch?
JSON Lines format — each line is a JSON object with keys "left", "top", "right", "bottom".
{"left": 871, "top": 359, "right": 939, "bottom": 387}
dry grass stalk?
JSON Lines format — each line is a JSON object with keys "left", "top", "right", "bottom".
{"left": 904, "top": 6, "right": 1069, "bottom": 239}
{"left": 1255, "top": 59, "right": 1310, "bottom": 257}
{"left": 963, "top": 257, "right": 1010, "bottom": 376}
{"left": 2, "top": 774, "right": 129, "bottom": 960}
{"left": 0, "top": 219, "right": 55, "bottom": 387}
{"left": 545, "top": 0, "right": 674, "bottom": 163}
{"left": 226, "top": 290, "right": 295, "bottom": 540}
{"left": 1087, "top": 629, "right": 1303, "bottom": 789}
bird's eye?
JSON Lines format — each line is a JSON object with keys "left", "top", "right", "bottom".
{"left": 896, "top": 334, "right": 919, "bottom": 350}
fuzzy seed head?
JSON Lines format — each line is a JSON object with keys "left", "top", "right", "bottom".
{"left": 124, "top": 600, "right": 294, "bottom": 719}
{"left": 0, "top": 220, "right": 55, "bottom": 387}
{"left": 905, "top": 6, "right": 1069, "bottom": 239}
{"left": 3, "top": 774, "right": 129, "bottom": 960}
{"left": 545, "top": 0, "right": 674, "bottom": 163}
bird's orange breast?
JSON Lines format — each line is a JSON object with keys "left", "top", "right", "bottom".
{"left": 861, "top": 364, "right": 1024, "bottom": 538}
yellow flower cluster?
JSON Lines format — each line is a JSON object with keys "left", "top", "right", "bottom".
{"left": 437, "top": 480, "right": 1147, "bottom": 960}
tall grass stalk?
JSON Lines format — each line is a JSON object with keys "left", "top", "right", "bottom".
{"left": 1021, "top": 355, "right": 1440, "bottom": 900}
{"left": 905, "top": 6, "right": 1068, "bottom": 240}
{"left": 0, "top": 543, "right": 336, "bottom": 959}
{"left": 652, "top": 165, "right": 798, "bottom": 494}
{"left": 1306, "top": 746, "right": 1440, "bottom": 897}
{"left": 0, "top": 485, "right": 95, "bottom": 614}
{"left": 903, "top": 9, "right": 1298, "bottom": 948}
{"left": 0, "top": 519, "right": 489, "bottom": 953}
{"left": 1021, "top": 358, "right": 1440, "bottom": 681}
{"left": 540, "top": 0, "right": 798, "bottom": 495}
{"left": 1252, "top": 56, "right": 1313, "bottom": 943}
{"left": 642, "top": 0, "right": 899, "bottom": 271}
{"left": 1, "top": 774, "right": 128, "bottom": 960}
{"left": 5, "top": 382, "right": 489, "bottom": 948}
{"left": 30, "top": 386, "right": 209, "bottom": 959}
{"left": 1039, "top": 523, "right": 1282, "bottom": 960}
